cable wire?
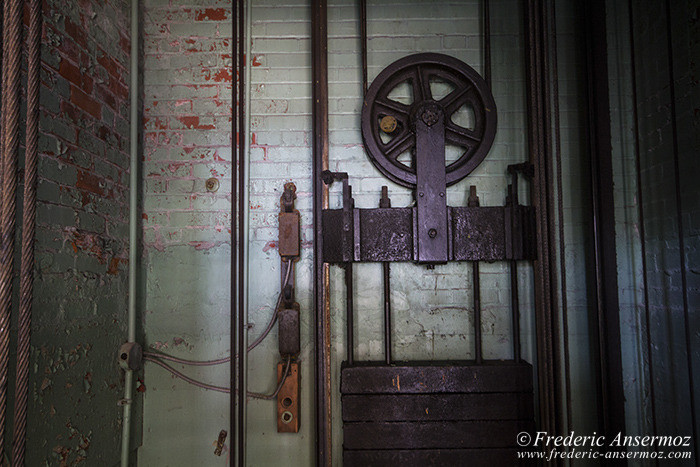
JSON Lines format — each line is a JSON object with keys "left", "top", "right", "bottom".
{"left": 142, "top": 261, "right": 294, "bottom": 367}
{"left": 143, "top": 355, "right": 292, "bottom": 400}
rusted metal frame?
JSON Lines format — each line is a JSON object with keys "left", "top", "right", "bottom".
{"left": 627, "top": 0, "right": 657, "bottom": 444}
{"left": 345, "top": 264, "right": 354, "bottom": 365}
{"left": 483, "top": 0, "right": 491, "bottom": 87}
{"left": 582, "top": 0, "right": 626, "bottom": 442}
{"left": 540, "top": 0, "right": 566, "bottom": 437}
{"left": 12, "top": 0, "right": 41, "bottom": 463}
{"left": 472, "top": 0, "right": 489, "bottom": 365}
{"left": 0, "top": 0, "right": 22, "bottom": 460}
{"left": 312, "top": 0, "right": 331, "bottom": 464}
{"left": 664, "top": 0, "right": 698, "bottom": 458}
{"left": 547, "top": 0, "right": 572, "bottom": 435}
{"left": 359, "top": 0, "right": 367, "bottom": 95}
{"left": 231, "top": 1, "right": 245, "bottom": 465}
{"left": 523, "top": 0, "right": 560, "bottom": 436}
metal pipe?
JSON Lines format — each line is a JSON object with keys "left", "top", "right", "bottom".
{"left": 483, "top": 0, "right": 491, "bottom": 86}
{"left": 345, "top": 264, "right": 354, "bottom": 365}
{"left": 360, "top": 0, "right": 368, "bottom": 94}
{"left": 231, "top": 2, "right": 239, "bottom": 465}
{"left": 236, "top": 0, "right": 247, "bottom": 464}
{"left": 12, "top": 0, "right": 41, "bottom": 463}
{"left": 509, "top": 260, "right": 521, "bottom": 361}
{"left": 312, "top": 0, "right": 331, "bottom": 464}
{"left": 524, "top": 0, "right": 559, "bottom": 436}
{"left": 119, "top": 1, "right": 139, "bottom": 465}
{"left": 583, "top": 0, "right": 627, "bottom": 441}
{"left": 473, "top": 263, "right": 482, "bottom": 364}
{"left": 383, "top": 263, "right": 392, "bottom": 365}
{"left": 548, "top": 0, "right": 572, "bottom": 434}
{"left": 664, "top": 0, "right": 697, "bottom": 458}
{"left": 0, "top": 0, "right": 23, "bottom": 461}
{"left": 627, "top": 0, "right": 657, "bottom": 442}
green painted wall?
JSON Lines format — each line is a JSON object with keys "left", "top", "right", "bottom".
{"left": 136, "top": 0, "right": 662, "bottom": 464}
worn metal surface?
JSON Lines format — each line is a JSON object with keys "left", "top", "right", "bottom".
{"left": 341, "top": 361, "right": 533, "bottom": 394}
{"left": 361, "top": 53, "right": 497, "bottom": 188}
{"left": 323, "top": 205, "right": 535, "bottom": 263}
{"left": 342, "top": 393, "right": 534, "bottom": 422}
{"left": 277, "top": 361, "right": 300, "bottom": 433}
{"left": 279, "top": 306, "right": 300, "bottom": 356}
{"left": 341, "top": 362, "right": 534, "bottom": 464}
{"left": 414, "top": 103, "right": 448, "bottom": 263}
{"left": 311, "top": 0, "right": 331, "bottom": 463}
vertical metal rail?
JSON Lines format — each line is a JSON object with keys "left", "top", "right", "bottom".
{"left": 470, "top": 0, "right": 489, "bottom": 366}
{"left": 583, "top": 0, "right": 627, "bottom": 442}
{"left": 359, "top": 0, "right": 368, "bottom": 95}
{"left": 345, "top": 264, "right": 354, "bottom": 365}
{"left": 524, "top": 0, "right": 561, "bottom": 436}
{"left": 12, "top": 0, "right": 41, "bottom": 463}
{"left": 0, "top": 0, "right": 22, "bottom": 460}
{"left": 664, "top": 0, "right": 698, "bottom": 458}
{"left": 548, "top": 0, "right": 572, "bottom": 434}
{"left": 312, "top": 0, "right": 331, "bottom": 464}
{"left": 234, "top": 0, "right": 242, "bottom": 467}
{"left": 237, "top": 0, "right": 247, "bottom": 461}
{"left": 473, "top": 263, "right": 482, "bottom": 364}
{"left": 232, "top": 1, "right": 245, "bottom": 465}
{"left": 540, "top": 0, "right": 565, "bottom": 437}
{"left": 379, "top": 188, "right": 392, "bottom": 365}
{"left": 627, "top": 0, "right": 658, "bottom": 443}
{"left": 382, "top": 263, "right": 392, "bottom": 364}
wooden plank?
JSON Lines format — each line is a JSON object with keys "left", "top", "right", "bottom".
{"left": 342, "top": 392, "right": 534, "bottom": 422}
{"left": 344, "top": 448, "right": 531, "bottom": 467}
{"left": 342, "top": 420, "right": 533, "bottom": 450}
{"left": 341, "top": 361, "right": 533, "bottom": 394}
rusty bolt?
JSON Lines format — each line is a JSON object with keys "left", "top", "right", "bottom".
{"left": 379, "top": 115, "right": 398, "bottom": 134}
{"left": 428, "top": 229, "right": 437, "bottom": 239}
{"left": 206, "top": 178, "right": 220, "bottom": 192}
{"left": 421, "top": 109, "right": 439, "bottom": 126}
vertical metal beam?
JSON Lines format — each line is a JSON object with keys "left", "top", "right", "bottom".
{"left": 232, "top": 1, "right": 245, "bottom": 465}
{"left": 582, "top": 0, "right": 626, "bottom": 442}
{"left": 359, "top": 0, "right": 368, "bottom": 95}
{"left": 483, "top": 0, "right": 491, "bottom": 86}
{"left": 664, "top": 0, "right": 698, "bottom": 458}
{"left": 523, "top": 0, "right": 562, "bottom": 437}
{"left": 548, "top": 0, "right": 572, "bottom": 434}
{"left": 312, "top": 0, "right": 331, "bottom": 464}
{"left": 345, "top": 264, "right": 354, "bottom": 365}
{"left": 627, "top": 0, "right": 658, "bottom": 445}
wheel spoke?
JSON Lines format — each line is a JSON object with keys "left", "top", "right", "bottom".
{"left": 440, "top": 85, "right": 472, "bottom": 116}
{"left": 446, "top": 123, "right": 481, "bottom": 148}
{"left": 375, "top": 97, "right": 410, "bottom": 118}
{"left": 384, "top": 131, "right": 415, "bottom": 161}
{"left": 412, "top": 66, "right": 432, "bottom": 102}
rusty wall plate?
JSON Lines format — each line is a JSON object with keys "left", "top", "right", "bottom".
{"left": 277, "top": 361, "right": 300, "bottom": 433}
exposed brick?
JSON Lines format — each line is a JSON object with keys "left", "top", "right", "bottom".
{"left": 70, "top": 86, "right": 102, "bottom": 119}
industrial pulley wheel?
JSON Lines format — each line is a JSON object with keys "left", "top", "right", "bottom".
{"left": 361, "top": 53, "right": 497, "bottom": 188}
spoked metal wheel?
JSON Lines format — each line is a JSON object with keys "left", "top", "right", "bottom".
{"left": 361, "top": 53, "right": 497, "bottom": 188}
